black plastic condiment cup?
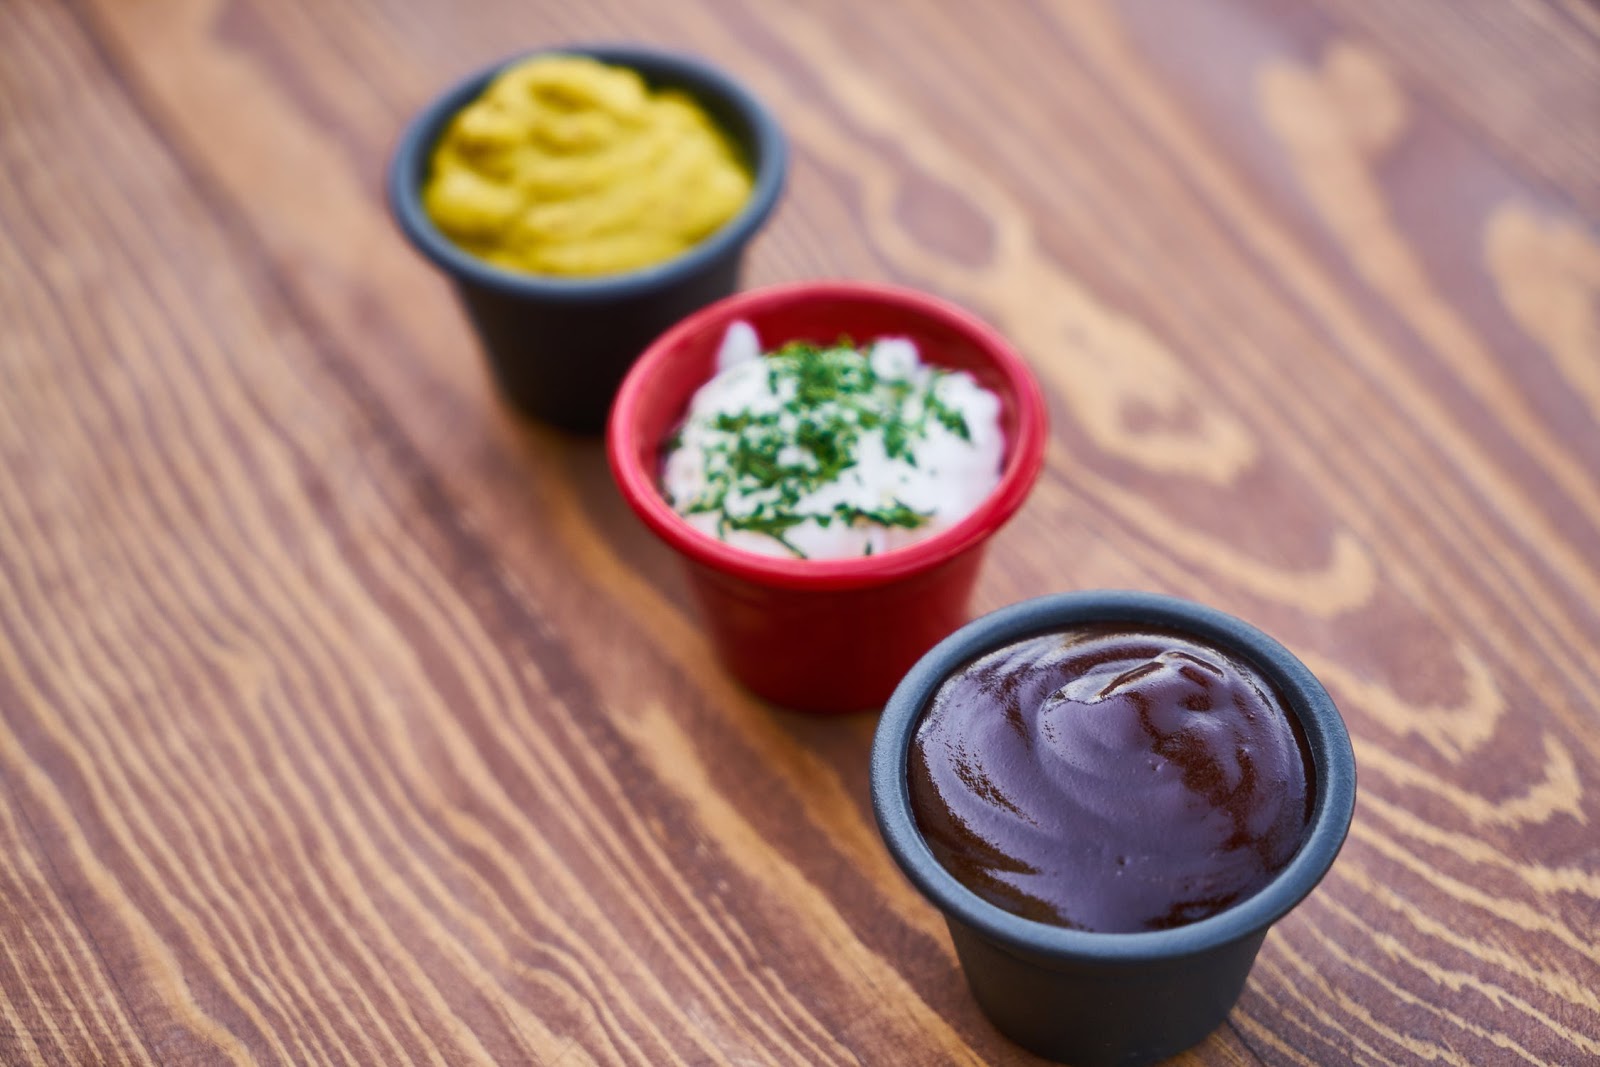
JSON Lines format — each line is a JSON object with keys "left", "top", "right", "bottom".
{"left": 388, "top": 44, "right": 788, "bottom": 433}
{"left": 870, "top": 590, "right": 1357, "bottom": 1067}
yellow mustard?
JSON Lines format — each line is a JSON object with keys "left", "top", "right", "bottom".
{"left": 422, "top": 55, "right": 754, "bottom": 277}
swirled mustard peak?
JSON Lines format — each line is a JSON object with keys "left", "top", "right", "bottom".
{"left": 909, "top": 626, "right": 1313, "bottom": 933}
{"left": 422, "top": 55, "right": 753, "bottom": 276}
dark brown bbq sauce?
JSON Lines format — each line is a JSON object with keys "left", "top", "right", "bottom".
{"left": 908, "top": 625, "right": 1314, "bottom": 933}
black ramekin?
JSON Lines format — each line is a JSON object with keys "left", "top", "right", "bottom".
{"left": 388, "top": 44, "right": 788, "bottom": 433}
{"left": 870, "top": 590, "right": 1357, "bottom": 1066}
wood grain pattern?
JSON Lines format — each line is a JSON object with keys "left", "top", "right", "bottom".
{"left": 1, "top": 0, "right": 1595, "bottom": 1063}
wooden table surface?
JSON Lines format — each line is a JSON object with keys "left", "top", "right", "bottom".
{"left": 3, "top": 0, "right": 1597, "bottom": 1064}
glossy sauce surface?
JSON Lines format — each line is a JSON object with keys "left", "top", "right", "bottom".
{"left": 909, "top": 625, "right": 1313, "bottom": 932}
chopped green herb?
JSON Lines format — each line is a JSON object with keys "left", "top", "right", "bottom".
{"left": 928, "top": 391, "right": 972, "bottom": 441}
{"left": 668, "top": 336, "right": 971, "bottom": 557}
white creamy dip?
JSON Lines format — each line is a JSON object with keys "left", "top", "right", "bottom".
{"left": 661, "top": 321, "right": 1004, "bottom": 559}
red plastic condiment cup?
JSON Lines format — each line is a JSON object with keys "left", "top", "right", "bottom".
{"left": 606, "top": 281, "right": 1049, "bottom": 713}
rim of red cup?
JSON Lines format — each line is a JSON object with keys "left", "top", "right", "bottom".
{"left": 607, "top": 280, "right": 1049, "bottom": 591}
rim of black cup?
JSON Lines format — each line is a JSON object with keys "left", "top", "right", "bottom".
{"left": 386, "top": 43, "right": 788, "bottom": 303}
{"left": 870, "top": 589, "right": 1357, "bottom": 966}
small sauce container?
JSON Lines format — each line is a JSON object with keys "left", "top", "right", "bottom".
{"left": 388, "top": 45, "right": 787, "bottom": 433}
{"left": 870, "top": 590, "right": 1357, "bottom": 1065}
{"left": 606, "top": 281, "right": 1049, "bottom": 712}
